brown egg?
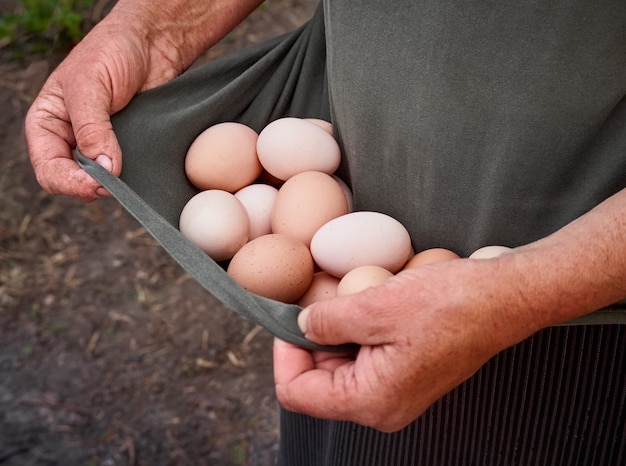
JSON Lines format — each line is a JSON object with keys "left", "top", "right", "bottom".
{"left": 227, "top": 234, "right": 314, "bottom": 303}
{"left": 271, "top": 171, "right": 349, "bottom": 247}
{"left": 185, "top": 122, "right": 262, "bottom": 192}
{"left": 332, "top": 175, "right": 354, "bottom": 212}
{"left": 336, "top": 265, "right": 393, "bottom": 296}
{"left": 402, "top": 248, "right": 460, "bottom": 269}
{"left": 297, "top": 272, "right": 340, "bottom": 307}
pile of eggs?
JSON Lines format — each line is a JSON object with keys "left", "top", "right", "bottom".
{"left": 179, "top": 117, "right": 511, "bottom": 305}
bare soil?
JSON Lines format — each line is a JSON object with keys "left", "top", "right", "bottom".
{"left": 0, "top": 1, "right": 318, "bottom": 465}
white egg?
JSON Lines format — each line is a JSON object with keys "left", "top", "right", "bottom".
{"left": 256, "top": 117, "right": 341, "bottom": 181}
{"left": 179, "top": 190, "right": 249, "bottom": 261}
{"left": 310, "top": 211, "right": 413, "bottom": 278}
{"left": 234, "top": 183, "right": 278, "bottom": 240}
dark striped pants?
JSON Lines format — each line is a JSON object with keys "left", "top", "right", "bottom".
{"left": 278, "top": 325, "right": 626, "bottom": 466}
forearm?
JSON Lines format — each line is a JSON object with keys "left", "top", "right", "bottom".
{"left": 486, "top": 188, "right": 626, "bottom": 343}
{"left": 107, "top": 0, "right": 265, "bottom": 72}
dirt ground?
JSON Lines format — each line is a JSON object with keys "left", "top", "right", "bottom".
{"left": 0, "top": 1, "right": 319, "bottom": 465}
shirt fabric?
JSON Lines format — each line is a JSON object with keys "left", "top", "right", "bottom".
{"left": 98, "top": 1, "right": 626, "bottom": 464}
{"left": 324, "top": 0, "right": 626, "bottom": 254}
{"left": 278, "top": 1, "right": 626, "bottom": 464}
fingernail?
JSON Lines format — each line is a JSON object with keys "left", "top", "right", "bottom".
{"left": 297, "top": 308, "right": 309, "bottom": 334}
{"left": 95, "top": 154, "right": 112, "bottom": 172}
{"left": 96, "top": 187, "right": 110, "bottom": 197}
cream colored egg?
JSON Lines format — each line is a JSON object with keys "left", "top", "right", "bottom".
{"left": 185, "top": 122, "right": 262, "bottom": 192}
{"left": 303, "top": 118, "right": 333, "bottom": 135}
{"left": 234, "top": 183, "right": 278, "bottom": 240}
{"left": 256, "top": 117, "right": 341, "bottom": 181}
{"left": 336, "top": 265, "right": 393, "bottom": 296}
{"left": 179, "top": 190, "right": 249, "bottom": 261}
{"left": 227, "top": 234, "right": 314, "bottom": 303}
{"left": 468, "top": 245, "right": 512, "bottom": 259}
{"left": 297, "top": 271, "right": 340, "bottom": 306}
{"left": 271, "top": 171, "right": 349, "bottom": 247}
{"left": 310, "top": 211, "right": 413, "bottom": 278}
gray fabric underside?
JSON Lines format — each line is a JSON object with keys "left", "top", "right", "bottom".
{"left": 77, "top": 5, "right": 357, "bottom": 352}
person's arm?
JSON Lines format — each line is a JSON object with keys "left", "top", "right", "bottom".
{"left": 274, "top": 187, "right": 626, "bottom": 432}
{"left": 25, "top": 0, "right": 263, "bottom": 202}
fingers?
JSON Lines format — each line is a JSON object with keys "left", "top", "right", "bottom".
{"left": 275, "top": 278, "right": 428, "bottom": 430}
{"left": 273, "top": 338, "right": 361, "bottom": 421}
{"left": 63, "top": 68, "right": 123, "bottom": 176}
{"left": 25, "top": 61, "right": 122, "bottom": 202}
{"left": 25, "top": 97, "right": 95, "bottom": 202}
{"left": 273, "top": 338, "right": 414, "bottom": 431}
{"left": 274, "top": 264, "right": 517, "bottom": 432}
{"left": 297, "top": 283, "right": 400, "bottom": 347}
{"left": 274, "top": 280, "right": 424, "bottom": 429}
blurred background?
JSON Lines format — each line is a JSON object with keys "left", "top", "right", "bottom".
{"left": 0, "top": 1, "right": 317, "bottom": 465}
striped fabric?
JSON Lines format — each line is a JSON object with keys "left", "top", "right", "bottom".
{"left": 278, "top": 325, "right": 626, "bottom": 466}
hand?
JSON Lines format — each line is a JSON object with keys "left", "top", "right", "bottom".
{"left": 274, "top": 257, "right": 541, "bottom": 432}
{"left": 24, "top": 9, "right": 182, "bottom": 202}
{"left": 275, "top": 189, "right": 626, "bottom": 432}
{"left": 25, "top": 0, "right": 264, "bottom": 203}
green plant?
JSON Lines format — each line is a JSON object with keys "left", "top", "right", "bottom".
{"left": 0, "top": 0, "right": 94, "bottom": 56}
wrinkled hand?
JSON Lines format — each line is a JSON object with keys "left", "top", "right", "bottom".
{"left": 25, "top": 10, "right": 182, "bottom": 202}
{"left": 274, "top": 257, "right": 541, "bottom": 432}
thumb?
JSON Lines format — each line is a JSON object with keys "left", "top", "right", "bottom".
{"left": 297, "top": 290, "right": 394, "bottom": 347}
{"left": 25, "top": 78, "right": 121, "bottom": 202}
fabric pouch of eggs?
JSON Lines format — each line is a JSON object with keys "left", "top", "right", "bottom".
{"left": 77, "top": 0, "right": 625, "bottom": 345}
{"left": 76, "top": 4, "right": 361, "bottom": 351}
